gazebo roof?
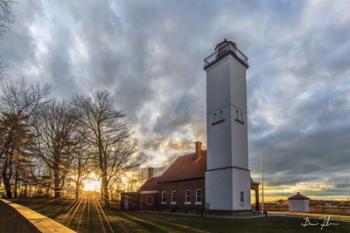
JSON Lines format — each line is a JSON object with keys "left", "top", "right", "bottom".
{"left": 288, "top": 192, "right": 310, "bottom": 200}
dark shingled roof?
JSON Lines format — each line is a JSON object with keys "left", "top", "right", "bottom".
{"left": 138, "top": 176, "right": 161, "bottom": 192}
{"left": 288, "top": 192, "right": 310, "bottom": 200}
{"left": 158, "top": 151, "right": 207, "bottom": 183}
{"left": 137, "top": 149, "right": 260, "bottom": 191}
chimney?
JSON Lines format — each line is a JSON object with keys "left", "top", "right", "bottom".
{"left": 148, "top": 167, "right": 154, "bottom": 179}
{"left": 194, "top": 141, "right": 202, "bottom": 160}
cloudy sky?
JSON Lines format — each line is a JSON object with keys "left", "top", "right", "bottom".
{"left": 1, "top": 0, "right": 350, "bottom": 200}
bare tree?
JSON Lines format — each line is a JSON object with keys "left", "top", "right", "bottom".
{"left": 70, "top": 129, "right": 93, "bottom": 199}
{"left": 33, "top": 100, "right": 80, "bottom": 199}
{"left": 0, "top": 113, "right": 33, "bottom": 197}
{"left": 0, "top": 79, "right": 50, "bottom": 118}
{"left": 74, "top": 91, "right": 136, "bottom": 204}
{"left": 0, "top": 80, "right": 49, "bottom": 198}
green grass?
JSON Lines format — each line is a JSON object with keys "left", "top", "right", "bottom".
{"left": 15, "top": 199, "right": 350, "bottom": 233}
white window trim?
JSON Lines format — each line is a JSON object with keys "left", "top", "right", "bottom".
{"left": 161, "top": 201, "right": 167, "bottom": 205}
{"left": 185, "top": 189, "right": 191, "bottom": 203}
{"left": 195, "top": 189, "right": 202, "bottom": 203}
{"left": 171, "top": 190, "right": 176, "bottom": 203}
{"left": 161, "top": 191, "right": 166, "bottom": 203}
{"left": 170, "top": 201, "right": 176, "bottom": 205}
{"left": 195, "top": 202, "right": 202, "bottom": 205}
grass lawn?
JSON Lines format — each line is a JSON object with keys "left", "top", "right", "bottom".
{"left": 14, "top": 198, "right": 350, "bottom": 233}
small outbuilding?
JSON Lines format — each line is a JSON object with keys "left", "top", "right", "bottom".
{"left": 288, "top": 192, "right": 310, "bottom": 212}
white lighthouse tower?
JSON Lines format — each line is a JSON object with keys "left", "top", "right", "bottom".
{"left": 204, "top": 39, "right": 251, "bottom": 212}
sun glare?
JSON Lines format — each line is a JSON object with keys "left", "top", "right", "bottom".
{"left": 83, "top": 176, "right": 101, "bottom": 192}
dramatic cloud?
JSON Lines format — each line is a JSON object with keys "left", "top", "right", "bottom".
{"left": 1, "top": 0, "right": 349, "bottom": 199}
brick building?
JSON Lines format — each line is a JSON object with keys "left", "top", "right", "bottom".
{"left": 120, "top": 142, "right": 260, "bottom": 211}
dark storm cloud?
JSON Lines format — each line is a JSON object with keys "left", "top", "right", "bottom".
{"left": 1, "top": 0, "right": 350, "bottom": 198}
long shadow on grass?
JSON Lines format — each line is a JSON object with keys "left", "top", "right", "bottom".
{"left": 125, "top": 212, "right": 210, "bottom": 233}
{"left": 118, "top": 211, "right": 169, "bottom": 233}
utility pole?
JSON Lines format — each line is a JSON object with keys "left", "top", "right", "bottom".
{"left": 261, "top": 152, "right": 265, "bottom": 213}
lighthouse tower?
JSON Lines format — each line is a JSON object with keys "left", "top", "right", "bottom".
{"left": 204, "top": 39, "right": 251, "bottom": 211}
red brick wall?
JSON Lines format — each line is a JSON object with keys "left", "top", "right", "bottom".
{"left": 157, "top": 178, "right": 205, "bottom": 210}
{"left": 120, "top": 192, "right": 140, "bottom": 210}
{"left": 140, "top": 192, "right": 159, "bottom": 211}
{"left": 121, "top": 178, "right": 205, "bottom": 211}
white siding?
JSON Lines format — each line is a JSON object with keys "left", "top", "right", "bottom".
{"left": 288, "top": 199, "right": 310, "bottom": 212}
{"left": 205, "top": 48, "right": 251, "bottom": 211}
{"left": 205, "top": 169, "right": 233, "bottom": 210}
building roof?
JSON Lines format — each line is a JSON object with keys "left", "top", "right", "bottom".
{"left": 159, "top": 151, "right": 207, "bottom": 183}
{"left": 137, "top": 149, "right": 260, "bottom": 192}
{"left": 138, "top": 176, "right": 161, "bottom": 192}
{"left": 288, "top": 192, "right": 310, "bottom": 200}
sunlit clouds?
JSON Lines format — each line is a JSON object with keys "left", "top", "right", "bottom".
{"left": 1, "top": 0, "right": 350, "bottom": 200}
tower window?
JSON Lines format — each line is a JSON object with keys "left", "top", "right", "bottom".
{"left": 219, "top": 110, "right": 224, "bottom": 120}
{"left": 240, "top": 191, "right": 244, "bottom": 203}
{"left": 212, "top": 110, "right": 225, "bottom": 125}
{"left": 235, "top": 109, "right": 244, "bottom": 125}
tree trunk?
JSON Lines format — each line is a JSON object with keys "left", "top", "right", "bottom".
{"left": 101, "top": 169, "right": 109, "bottom": 207}
{"left": 75, "top": 181, "right": 80, "bottom": 199}
{"left": 54, "top": 168, "right": 61, "bottom": 199}
{"left": 4, "top": 180, "right": 12, "bottom": 198}
{"left": 2, "top": 157, "right": 12, "bottom": 198}
{"left": 13, "top": 169, "right": 19, "bottom": 198}
{"left": 53, "top": 154, "right": 61, "bottom": 199}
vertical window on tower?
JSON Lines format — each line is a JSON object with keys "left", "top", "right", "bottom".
{"left": 235, "top": 109, "right": 244, "bottom": 125}
{"left": 240, "top": 191, "right": 244, "bottom": 203}
{"left": 212, "top": 110, "right": 225, "bottom": 125}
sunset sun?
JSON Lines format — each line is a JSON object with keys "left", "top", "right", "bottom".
{"left": 82, "top": 176, "right": 101, "bottom": 192}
